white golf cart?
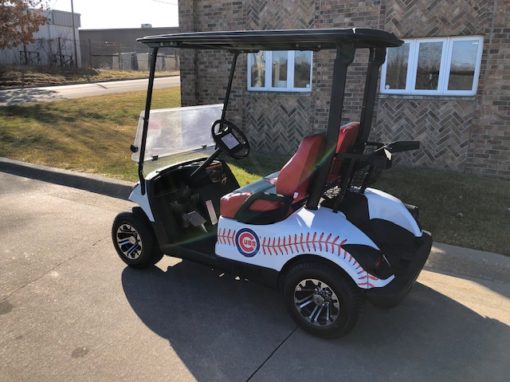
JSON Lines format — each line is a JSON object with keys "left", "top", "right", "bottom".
{"left": 112, "top": 28, "right": 432, "bottom": 338}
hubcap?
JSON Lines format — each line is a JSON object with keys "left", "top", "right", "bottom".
{"left": 116, "top": 223, "right": 143, "bottom": 260}
{"left": 293, "top": 278, "right": 340, "bottom": 327}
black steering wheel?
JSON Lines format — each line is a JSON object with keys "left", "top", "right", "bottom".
{"left": 211, "top": 119, "right": 250, "bottom": 159}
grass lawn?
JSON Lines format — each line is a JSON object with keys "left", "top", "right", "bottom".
{"left": 0, "top": 89, "right": 508, "bottom": 255}
{"left": 0, "top": 66, "right": 178, "bottom": 89}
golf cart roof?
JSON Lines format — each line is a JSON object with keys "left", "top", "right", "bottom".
{"left": 137, "top": 28, "right": 403, "bottom": 51}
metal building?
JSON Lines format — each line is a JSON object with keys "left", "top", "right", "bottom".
{"left": 0, "top": 9, "right": 81, "bottom": 67}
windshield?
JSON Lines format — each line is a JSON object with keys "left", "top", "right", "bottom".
{"left": 132, "top": 104, "right": 222, "bottom": 172}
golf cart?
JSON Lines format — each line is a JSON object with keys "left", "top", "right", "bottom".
{"left": 112, "top": 28, "right": 432, "bottom": 338}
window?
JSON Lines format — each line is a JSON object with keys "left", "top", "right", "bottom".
{"left": 380, "top": 36, "right": 483, "bottom": 96}
{"left": 247, "top": 50, "right": 312, "bottom": 92}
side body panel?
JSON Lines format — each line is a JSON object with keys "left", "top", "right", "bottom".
{"left": 216, "top": 206, "right": 394, "bottom": 289}
{"left": 129, "top": 183, "right": 155, "bottom": 222}
{"left": 364, "top": 188, "right": 422, "bottom": 236}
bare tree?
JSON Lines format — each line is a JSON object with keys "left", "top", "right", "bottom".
{"left": 0, "top": 0, "right": 47, "bottom": 49}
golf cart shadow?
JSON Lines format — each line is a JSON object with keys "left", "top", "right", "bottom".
{"left": 121, "top": 262, "right": 510, "bottom": 381}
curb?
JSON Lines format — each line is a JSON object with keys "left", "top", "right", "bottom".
{"left": 0, "top": 157, "right": 133, "bottom": 200}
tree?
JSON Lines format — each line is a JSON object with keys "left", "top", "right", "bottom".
{"left": 0, "top": 0, "right": 47, "bottom": 49}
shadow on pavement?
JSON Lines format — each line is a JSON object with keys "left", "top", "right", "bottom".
{"left": 0, "top": 88, "right": 60, "bottom": 105}
{"left": 122, "top": 261, "right": 510, "bottom": 382}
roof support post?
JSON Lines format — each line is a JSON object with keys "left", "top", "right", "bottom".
{"left": 138, "top": 47, "right": 159, "bottom": 194}
{"left": 356, "top": 47, "right": 386, "bottom": 150}
{"left": 221, "top": 51, "right": 239, "bottom": 121}
{"left": 306, "top": 44, "right": 355, "bottom": 210}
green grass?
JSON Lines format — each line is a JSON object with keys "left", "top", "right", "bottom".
{"left": 0, "top": 66, "right": 178, "bottom": 89}
{"left": 0, "top": 87, "right": 180, "bottom": 179}
{"left": 376, "top": 167, "right": 510, "bottom": 255}
{"left": 0, "top": 89, "right": 508, "bottom": 255}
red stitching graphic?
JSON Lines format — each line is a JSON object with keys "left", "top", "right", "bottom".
{"left": 259, "top": 232, "right": 347, "bottom": 257}
{"left": 217, "top": 228, "right": 380, "bottom": 288}
{"left": 358, "top": 272, "right": 376, "bottom": 288}
{"left": 217, "top": 228, "right": 235, "bottom": 245}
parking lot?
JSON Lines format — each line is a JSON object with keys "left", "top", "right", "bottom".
{"left": 1, "top": 172, "right": 509, "bottom": 381}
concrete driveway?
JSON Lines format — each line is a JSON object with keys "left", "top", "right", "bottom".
{"left": 0, "top": 76, "right": 180, "bottom": 106}
{"left": 0, "top": 172, "right": 509, "bottom": 381}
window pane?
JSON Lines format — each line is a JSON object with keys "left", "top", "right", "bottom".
{"left": 415, "top": 42, "right": 443, "bottom": 90}
{"left": 250, "top": 52, "right": 265, "bottom": 87}
{"left": 384, "top": 43, "right": 409, "bottom": 90}
{"left": 448, "top": 40, "right": 479, "bottom": 91}
{"left": 294, "top": 51, "right": 312, "bottom": 88}
{"left": 272, "top": 51, "right": 288, "bottom": 88}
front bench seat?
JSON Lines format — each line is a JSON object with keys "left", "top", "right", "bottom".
{"left": 220, "top": 133, "right": 326, "bottom": 224}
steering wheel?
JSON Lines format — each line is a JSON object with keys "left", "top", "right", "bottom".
{"left": 211, "top": 119, "right": 250, "bottom": 159}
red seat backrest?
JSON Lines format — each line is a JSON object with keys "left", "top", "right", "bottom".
{"left": 276, "top": 133, "right": 325, "bottom": 201}
{"left": 328, "top": 122, "right": 360, "bottom": 184}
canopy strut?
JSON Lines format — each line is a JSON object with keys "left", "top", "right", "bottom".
{"left": 306, "top": 44, "right": 355, "bottom": 210}
{"left": 356, "top": 47, "right": 386, "bottom": 152}
{"left": 138, "top": 47, "right": 159, "bottom": 194}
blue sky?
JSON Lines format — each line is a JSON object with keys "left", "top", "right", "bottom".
{"left": 49, "top": 0, "right": 179, "bottom": 29}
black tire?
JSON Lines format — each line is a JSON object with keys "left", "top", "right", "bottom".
{"left": 283, "top": 262, "right": 361, "bottom": 338}
{"left": 111, "top": 210, "right": 163, "bottom": 269}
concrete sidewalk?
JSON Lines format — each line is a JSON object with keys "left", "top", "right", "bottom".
{"left": 0, "top": 76, "right": 180, "bottom": 106}
{"left": 0, "top": 172, "right": 508, "bottom": 382}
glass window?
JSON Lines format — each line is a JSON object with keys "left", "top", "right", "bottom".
{"left": 381, "top": 36, "right": 483, "bottom": 96}
{"left": 294, "top": 51, "right": 312, "bottom": 88}
{"left": 272, "top": 51, "right": 288, "bottom": 88}
{"left": 448, "top": 39, "right": 479, "bottom": 91}
{"left": 415, "top": 41, "right": 443, "bottom": 90}
{"left": 247, "top": 51, "right": 312, "bottom": 92}
{"left": 250, "top": 52, "right": 265, "bottom": 88}
{"left": 384, "top": 42, "right": 409, "bottom": 90}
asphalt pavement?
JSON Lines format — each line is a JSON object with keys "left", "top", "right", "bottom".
{"left": 0, "top": 172, "right": 509, "bottom": 381}
{"left": 0, "top": 76, "right": 180, "bottom": 106}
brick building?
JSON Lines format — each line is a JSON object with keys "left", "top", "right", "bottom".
{"left": 177, "top": 0, "right": 509, "bottom": 178}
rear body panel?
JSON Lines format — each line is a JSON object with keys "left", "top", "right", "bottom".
{"left": 216, "top": 187, "right": 430, "bottom": 293}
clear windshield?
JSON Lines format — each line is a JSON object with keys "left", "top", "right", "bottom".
{"left": 132, "top": 104, "right": 223, "bottom": 170}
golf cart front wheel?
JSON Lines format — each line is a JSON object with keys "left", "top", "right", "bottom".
{"left": 112, "top": 211, "right": 163, "bottom": 269}
{"left": 283, "top": 262, "right": 361, "bottom": 338}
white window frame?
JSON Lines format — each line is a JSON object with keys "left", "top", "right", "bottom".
{"left": 247, "top": 50, "right": 313, "bottom": 93}
{"left": 380, "top": 36, "right": 484, "bottom": 96}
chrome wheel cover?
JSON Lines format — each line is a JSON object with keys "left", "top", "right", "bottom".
{"left": 293, "top": 278, "right": 340, "bottom": 327}
{"left": 116, "top": 223, "right": 143, "bottom": 260}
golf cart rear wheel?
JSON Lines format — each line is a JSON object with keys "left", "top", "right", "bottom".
{"left": 112, "top": 211, "right": 163, "bottom": 269}
{"left": 283, "top": 262, "right": 360, "bottom": 338}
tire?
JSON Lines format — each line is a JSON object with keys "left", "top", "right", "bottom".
{"left": 283, "top": 262, "right": 361, "bottom": 338}
{"left": 111, "top": 211, "right": 163, "bottom": 269}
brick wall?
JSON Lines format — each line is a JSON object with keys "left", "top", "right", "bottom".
{"left": 466, "top": 0, "right": 510, "bottom": 177}
{"left": 178, "top": 0, "right": 510, "bottom": 178}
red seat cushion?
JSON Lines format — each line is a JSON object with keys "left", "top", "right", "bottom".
{"left": 328, "top": 122, "right": 360, "bottom": 184}
{"left": 220, "top": 192, "right": 285, "bottom": 219}
{"left": 276, "top": 133, "right": 326, "bottom": 201}
{"left": 219, "top": 134, "right": 325, "bottom": 220}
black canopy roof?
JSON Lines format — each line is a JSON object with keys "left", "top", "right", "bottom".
{"left": 137, "top": 28, "right": 403, "bottom": 51}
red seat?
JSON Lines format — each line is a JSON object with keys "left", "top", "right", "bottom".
{"left": 328, "top": 122, "right": 360, "bottom": 184}
{"left": 220, "top": 122, "right": 359, "bottom": 223}
{"left": 220, "top": 191, "right": 286, "bottom": 219}
{"left": 220, "top": 133, "right": 326, "bottom": 221}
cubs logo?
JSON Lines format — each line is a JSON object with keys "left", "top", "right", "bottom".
{"left": 235, "top": 228, "right": 260, "bottom": 257}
